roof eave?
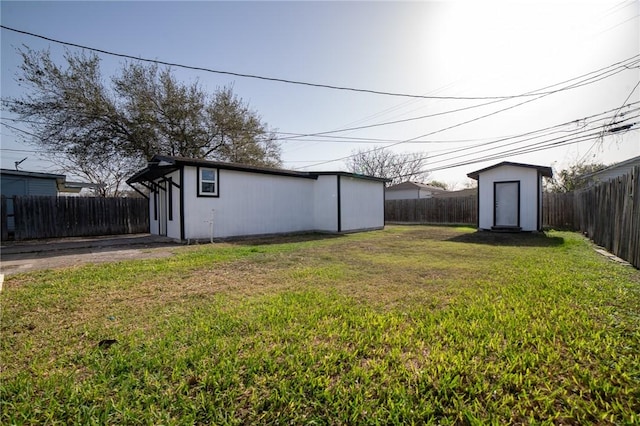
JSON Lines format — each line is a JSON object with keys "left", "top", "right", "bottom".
{"left": 467, "top": 161, "right": 553, "bottom": 180}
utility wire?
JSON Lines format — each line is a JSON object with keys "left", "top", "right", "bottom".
{"left": 424, "top": 113, "right": 639, "bottom": 170}
{"left": 576, "top": 78, "right": 640, "bottom": 164}
{"left": 426, "top": 126, "right": 639, "bottom": 174}
{"left": 0, "top": 121, "right": 38, "bottom": 137}
{"left": 4, "top": 24, "right": 638, "bottom": 171}
{"left": 3, "top": 27, "right": 637, "bottom": 158}
{"left": 393, "top": 119, "right": 639, "bottom": 178}
{"left": 2, "top": 24, "right": 638, "bottom": 102}
{"left": 383, "top": 105, "right": 640, "bottom": 169}
{"left": 296, "top": 64, "right": 640, "bottom": 168}
{"left": 280, "top": 56, "right": 640, "bottom": 140}
{"left": 298, "top": 91, "right": 555, "bottom": 169}
{"left": 323, "top": 103, "right": 639, "bottom": 175}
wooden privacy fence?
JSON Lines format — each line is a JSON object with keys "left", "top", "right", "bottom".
{"left": 573, "top": 166, "right": 639, "bottom": 269}
{"left": 386, "top": 193, "right": 575, "bottom": 228}
{"left": 2, "top": 196, "right": 149, "bottom": 241}
{"left": 542, "top": 192, "right": 575, "bottom": 229}
{"left": 385, "top": 196, "right": 477, "bottom": 225}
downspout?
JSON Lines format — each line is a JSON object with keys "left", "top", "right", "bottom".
{"left": 476, "top": 180, "right": 480, "bottom": 229}
{"left": 537, "top": 172, "right": 542, "bottom": 232}
{"left": 179, "top": 167, "right": 185, "bottom": 241}
{"left": 337, "top": 175, "right": 342, "bottom": 232}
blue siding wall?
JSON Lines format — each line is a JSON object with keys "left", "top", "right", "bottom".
{"left": 1, "top": 175, "right": 58, "bottom": 233}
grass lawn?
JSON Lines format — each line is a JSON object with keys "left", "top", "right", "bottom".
{"left": 1, "top": 225, "right": 639, "bottom": 425}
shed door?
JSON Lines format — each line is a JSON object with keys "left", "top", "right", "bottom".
{"left": 494, "top": 181, "right": 519, "bottom": 227}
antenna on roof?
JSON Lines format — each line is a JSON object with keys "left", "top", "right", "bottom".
{"left": 14, "top": 157, "right": 27, "bottom": 171}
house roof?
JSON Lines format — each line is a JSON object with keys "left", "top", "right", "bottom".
{"left": 579, "top": 155, "right": 640, "bottom": 181}
{"left": 432, "top": 187, "right": 477, "bottom": 198}
{"left": 1, "top": 168, "right": 66, "bottom": 181}
{"left": 386, "top": 181, "right": 447, "bottom": 192}
{"left": 466, "top": 161, "right": 553, "bottom": 180}
{"left": 127, "top": 155, "right": 390, "bottom": 185}
{"left": 0, "top": 168, "right": 99, "bottom": 193}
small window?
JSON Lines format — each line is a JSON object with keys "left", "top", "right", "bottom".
{"left": 198, "top": 167, "right": 219, "bottom": 197}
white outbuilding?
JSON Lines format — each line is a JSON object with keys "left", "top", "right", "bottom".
{"left": 127, "top": 155, "right": 388, "bottom": 241}
{"left": 467, "top": 161, "right": 553, "bottom": 232}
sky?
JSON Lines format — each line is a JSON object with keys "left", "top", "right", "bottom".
{"left": 1, "top": 1, "right": 639, "bottom": 189}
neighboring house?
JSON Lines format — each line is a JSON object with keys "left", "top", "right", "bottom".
{"left": 580, "top": 155, "right": 640, "bottom": 187}
{"left": 0, "top": 169, "right": 98, "bottom": 196}
{"left": 432, "top": 187, "right": 477, "bottom": 199}
{"left": 127, "top": 155, "right": 388, "bottom": 241}
{"left": 0, "top": 169, "right": 96, "bottom": 233}
{"left": 385, "top": 181, "right": 447, "bottom": 200}
{"left": 467, "top": 161, "right": 553, "bottom": 232}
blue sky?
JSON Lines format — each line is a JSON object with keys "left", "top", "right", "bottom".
{"left": 1, "top": 1, "right": 639, "bottom": 187}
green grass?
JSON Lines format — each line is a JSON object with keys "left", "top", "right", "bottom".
{"left": 2, "top": 226, "right": 639, "bottom": 425}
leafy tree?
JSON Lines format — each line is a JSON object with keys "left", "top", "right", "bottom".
{"left": 549, "top": 162, "right": 608, "bottom": 193}
{"left": 346, "top": 148, "right": 429, "bottom": 186}
{"left": 4, "top": 47, "right": 281, "bottom": 195}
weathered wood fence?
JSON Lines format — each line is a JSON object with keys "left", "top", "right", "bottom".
{"left": 385, "top": 196, "right": 477, "bottom": 225}
{"left": 385, "top": 166, "right": 639, "bottom": 268}
{"left": 573, "top": 166, "right": 639, "bottom": 269}
{"left": 542, "top": 192, "right": 575, "bottom": 229}
{"left": 1, "top": 196, "right": 149, "bottom": 241}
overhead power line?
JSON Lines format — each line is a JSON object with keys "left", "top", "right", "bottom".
{"left": 2, "top": 24, "right": 637, "bottom": 102}
{"left": 383, "top": 103, "right": 640, "bottom": 170}
{"left": 297, "top": 103, "right": 638, "bottom": 176}
{"left": 294, "top": 55, "right": 639, "bottom": 168}
{"left": 391, "top": 117, "right": 639, "bottom": 178}
{"left": 282, "top": 55, "right": 640, "bottom": 141}
{"left": 424, "top": 124, "right": 639, "bottom": 174}
{"left": 424, "top": 113, "right": 639, "bottom": 170}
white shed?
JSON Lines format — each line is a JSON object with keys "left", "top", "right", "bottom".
{"left": 467, "top": 162, "right": 553, "bottom": 232}
{"left": 127, "top": 155, "right": 388, "bottom": 241}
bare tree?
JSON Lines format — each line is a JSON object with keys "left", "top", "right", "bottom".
{"left": 346, "top": 148, "right": 429, "bottom": 186}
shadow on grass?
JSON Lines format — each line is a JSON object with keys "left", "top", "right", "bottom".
{"left": 0, "top": 234, "right": 181, "bottom": 261}
{"left": 447, "top": 231, "right": 565, "bottom": 247}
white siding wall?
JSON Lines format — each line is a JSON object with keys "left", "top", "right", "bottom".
{"left": 313, "top": 175, "right": 338, "bottom": 232}
{"left": 385, "top": 188, "right": 418, "bottom": 200}
{"left": 183, "top": 167, "right": 316, "bottom": 239}
{"left": 478, "top": 166, "right": 540, "bottom": 231}
{"left": 151, "top": 166, "right": 386, "bottom": 240}
{"left": 340, "top": 177, "right": 385, "bottom": 231}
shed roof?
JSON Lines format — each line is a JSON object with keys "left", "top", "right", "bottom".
{"left": 467, "top": 161, "right": 553, "bottom": 180}
{"left": 127, "top": 155, "right": 390, "bottom": 185}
